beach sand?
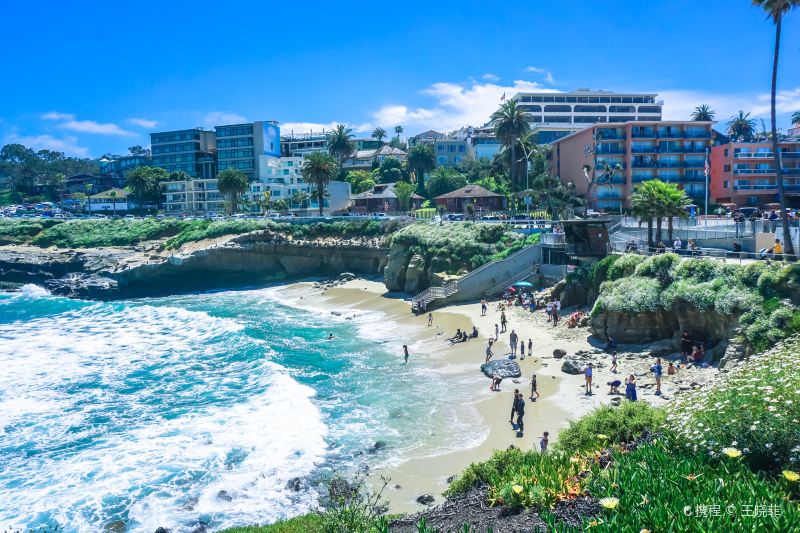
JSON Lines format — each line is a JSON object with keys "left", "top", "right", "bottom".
{"left": 277, "top": 277, "right": 707, "bottom": 513}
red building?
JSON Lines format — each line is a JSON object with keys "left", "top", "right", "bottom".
{"left": 710, "top": 140, "right": 800, "bottom": 207}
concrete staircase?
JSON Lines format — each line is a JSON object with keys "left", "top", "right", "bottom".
{"left": 484, "top": 265, "right": 539, "bottom": 298}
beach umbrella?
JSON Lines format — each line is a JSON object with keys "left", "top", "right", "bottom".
{"left": 513, "top": 281, "right": 534, "bottom": 288}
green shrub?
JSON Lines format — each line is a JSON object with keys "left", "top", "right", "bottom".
{"left": 669, "top": 336, "right": 800, "bottom": 471}
{"left": 218, "top": 514, "right": 323, "bottom": 533}
{"left": 633, "top": 253, "right": 680, "bottom": 285}
{"left": 605, "top": 253, "right": 645, "bottom": 281}
{"left": 593, "top": 276, "right": 662, "bottom": 314}
{"left": 588, "top": 255, "right": 620, "bottom": 288}
{"left": 554, "top": 402, "right": 666, "bottom": 453}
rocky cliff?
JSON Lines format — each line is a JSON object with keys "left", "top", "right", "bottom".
{"left": 0, "top": 231, "right": 389, "bottom": 299}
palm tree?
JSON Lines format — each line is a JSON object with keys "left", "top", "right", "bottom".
{"left": 394, "top": 125, "right": 403, "bottom": 142}
{"left": 753, "top": 0, "right": 799, "bottom": 258}
{"left": 126, "top": 167, "right": 156, "bottom": 214}
{"left": 661, "top": 184, "right": 691, "bottom": 242}
{"left": 393, "top": 181, "right": 416, "bottom": 212}
{"left": 371, "top": 127, "right": 387, "bottom": 143}
{"left": 632, "top": 181, "right": 660, "bottom": 248}
{"left": 327, "top": 124, "right": 356, "bottom": 169}
{"left": 793, "top": 110, "right": 800, "bottom": 127}
{"left": 491, "top": 100, "right": 532, "bottom": 191}
{"left": 217, "top": 169, "right": 249, "bottom": 214}
{"left": 302, "top": 152, "right": 338, "bottom": 216}
{"left": 690, "top": 104, "right": 716, "bottom": 122}
{"left": 84, "top": 183, "right": 93, "bottom": 212}
{"left": 580, "top": 161, "right": 623, "bottom": 209}
{"left": 407, "top": 144, "right": 436, "bottom": 196}
{"left": 257, "top": 191, "right": 272, "bottom": 215}
{"left": 109, "top": 190, "right": 118, "bottom": 217}
{"left": 727, "top": 111, "right": 757, "bottom": 141}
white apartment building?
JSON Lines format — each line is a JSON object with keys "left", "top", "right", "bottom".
{"left": 509, "top": 89, "right": 663, "bottom": 144}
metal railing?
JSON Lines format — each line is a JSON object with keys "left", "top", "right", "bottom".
{"left": 485, "top": 266, "right": 539, "bottom": 298}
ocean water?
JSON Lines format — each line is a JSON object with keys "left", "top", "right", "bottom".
{"left": 0, "top": 285, "right": 473, "bottom": 532}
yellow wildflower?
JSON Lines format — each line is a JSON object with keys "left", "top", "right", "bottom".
{"left": 512, "top": 484, "right": 524, "bottom": 494}
{"left": 600, "top": 497, "right": 619, "bottom": 510}
{"left": 783, "top": 470, "right": 800, "bottom": 482}
{"left": 597, "top": 434, "right": 609, "bottom": 440}
{"left": 722, "top": 447, "right": 742, "bottom": 459}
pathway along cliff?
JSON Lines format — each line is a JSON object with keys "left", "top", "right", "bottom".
{"left": 0, "top": 231, "right": 389, "bottom": 299}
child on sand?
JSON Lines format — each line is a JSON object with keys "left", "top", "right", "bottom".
{"left": 427, "top": 313, "right": 433, "bottom": 326}
{"left": 540, "top": 431, "right": 549, "bottom": 452}
{"left": 584, "top": 363, "right": 593, "bottom": 395}
{"left": 485, "top": 341, "right": 494, "bottom": 363}
{"left": 530, "top": 374, "right": 539, "bottom": 401}
{"left": 610, "top": 351, "right": 618, "bottom": 373}
{"left": 607, "top": 379, "right": 621, "bottom": 394}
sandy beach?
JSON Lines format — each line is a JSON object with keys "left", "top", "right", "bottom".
{"left": 278, "top": 277, "right": 715, "bottom": 514}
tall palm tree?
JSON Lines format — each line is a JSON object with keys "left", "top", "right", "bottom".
{"left": 126, "top": 166, "right": 156, "bottom": 214}
{"left": 753, "top": 0, "right": 799, "bottom": 258}
{"left": 217, "top": 168, "right": 249, "bottom": 214}
{"left": 632, "top": 181, "right": 660, "bottom": 248}
{"left": 109, "top": 190, "right": 118, "bottom": 217}
{"left": 327, "top": 124, "right": 355, "bottom": 169}
{"left": 661, "top": 183, "right": 691, "bottom": 242}
{"left": 84, "top": 183, "right": 93, "bottom": 212}
{"left": 727, "top": 111, "right": 757, "bottom": 141}
{"left": 407, "top": 144, "right": 435, "bottom": 196}
{"left": 491, "top": 100, "right": 532, "bottom": 191}
{"left": 690, "top": 104, "right": 716, "bottom": 122}
{"left": 371, "top": 127, "right": 387, "bottom": 143}
{"left": 793, "top": 110, "right": 800, "bottom": 127}
{"left": 394, "top": 125, "right": 403, "bottom": 141}
{"left": 302, "top": 152, "right": 338, "bottom": 216}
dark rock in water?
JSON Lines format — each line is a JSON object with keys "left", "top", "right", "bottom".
{"left": 190, "top": 521, "right": 209, "bottom": 533}
{"left": 446, "top": 475, "right": 456, "bottom": 484}
{"left": 329, "top": 478, "right": 355, "bottom": 500}
{"left": 216, "top": 490, "right": 233, "bottom": 502}
{"left": 369, "top": 441, "right": 388, "bottom": 454}
{"left": 553, "top": 348, "right": 567, "bottom": 359}
{"left": 480, "top": 359, "right": 521, "bottom": 379}
{"left": 154, "top": 528, "right": 171, "bottom": 533}
{"left": 416, "top": 494, "right": 435, "bottom": 505}
{"left": 45, "top": 273, "right": 118, "bottom": 299}
{"left": 560, "top": 358, "right": 583, "bottom": 375}
{"left": 286, "top": 477, "right": 306, "bottom": 492}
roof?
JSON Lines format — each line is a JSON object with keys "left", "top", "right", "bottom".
{"left": 434, "top": 184, "right": 504, "bottom": 200}
{"left": 353, "top": 182, "right": 424, "bottom": 200}
{"left": 90, "top": 188, "right": 129, "bottom": 199}
{"left": 551, "top": 120, "right": 715, "bottom": 145}
{"left": 376, "top": 145, "right": 407, "bottom": 156}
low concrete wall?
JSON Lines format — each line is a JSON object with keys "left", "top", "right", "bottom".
{"left": 448, "top": 245, "right": 543, "bottom": 304}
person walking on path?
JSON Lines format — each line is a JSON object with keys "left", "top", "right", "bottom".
{"left": 427, "top": 313, "right": 433, "bottom": 326}
{"left": 610, "top": 352, "right": 618, "bottom": 374}
{"left": 515, "top": 393, "right": 525, "bottom": 436}
{"left": 539, "top": 431, "right": 549, "bottom": 452}
{"left": 494, "top": 323, "right": 499, "bottom": 341}
{"left": 509, "top": 388, "right": 520, "bottom": 424}
{"left": 527, "top": 339, "right": 532, "bottom": 357}
{"left": 552, "top": 299, "right": 561, "bottom": 326}
{"left": 653, "top": 358, "right": 663, "bottom": 396}
{"left": 545, "top": 300, "right": 553, "bottom": 322}
{"left": 500, "top": 311, "right": 508, "bottom": 333}
{"left": 485, "top": 340, "right": 494, "bottom": 363}
{"left": 509, "top": 330, "right": 518, "bottom": 357}
{"left": 480, "top": 299, "right": 487, "bottom": 316}
{"left": 584, "top": 363, "right": 593, "bottom": 395}
{"left": 403, "top": 345, "right": 409, "bottom": 364}
{"left": 530, "top": 374, "right": 539, "bottom": 401}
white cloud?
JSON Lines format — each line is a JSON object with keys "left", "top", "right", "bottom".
{"left": 41, "top": 111, "right": 135, "bottom": 136}
{"left": 126, "top": 117, "right": 158, "bottom": 128}
{"left": 525, "top": 66, "right": 545, "bottom": 73}
{"left": 545, "top": 72, "right": 555, "bottom": 85}
{"left": 372, "top": 79, "right": 559, "bottom": 132}
{"left": 482, "top": 73, "right": 500, "bottom": 82}
{"left": 660, "top": 87, "right": 800, "bottom": 128}
{"left": 202, "top": 111, "right": 248, "bottom": 128}
{"left": 4, "top": 133, "right": 89, "bottom": 157}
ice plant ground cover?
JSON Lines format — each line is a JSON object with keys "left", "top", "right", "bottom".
{"left": 670, "top": 336, "right": 800, "bottom": 471}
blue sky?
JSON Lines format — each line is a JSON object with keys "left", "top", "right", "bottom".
{"left": 1, "top": 0, "right": 799, "bottom": 158}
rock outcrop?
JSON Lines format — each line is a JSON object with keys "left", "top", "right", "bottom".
{"left": 480, "top": 359, "right": 521, "bottom": 379}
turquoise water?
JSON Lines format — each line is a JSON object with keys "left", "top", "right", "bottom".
{"left": 0, "top": 285, "right": 466, "bottom": 532}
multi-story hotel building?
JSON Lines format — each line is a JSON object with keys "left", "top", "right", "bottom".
{"left": 551, "top": 121, "right": 714, "bottom": 210}
{"left": 216, "top": 121, "right": 281, "bottom": 179}
{"left": 710, "top": 139, "right": 800, "bottom": 207}
{"left": 510, "top": 89, "right": 663, "bottom": 144}
{"left": 150, "top": 128, "right": 217, "bottom": 178}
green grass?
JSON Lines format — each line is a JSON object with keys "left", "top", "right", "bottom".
{"left": 217, "top": 514, "right": 323, "bottom": 533}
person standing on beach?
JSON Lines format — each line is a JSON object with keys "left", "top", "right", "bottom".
{"left": 527, "top": 339, "right": 532, "bottom": 357}
{"left": 520, "top": 339, "right": 525, "bottom": 360}
{"left": 515, "top": 393, "right": 525, "bottom": 436}
{"left": 509, "top": 330, "right": 518, "bottom": 357}
{"left": 545, "top": 300, "right": 553, "bottom": 322}
{"left": 540, "top": 431, "right": 549, "bottom": 452}
{"left": 500, "top": 312, "right": 508, "bottom": 333}
{"left": 610, "top": 352, "right": 618, "bottom": 374}
{"left": 652, "top": 358, "right": 663, "bottom": 395}
{"left": 427, "top": 313, "right": 433, "bottom": 326}
{"left": 552, "top": 299, "right": 561, "bottom": 326}
{"left": 485, "top": 340, "right": 494, "bottom": 363}
{"left": 530, "top": 374, "right": 539, "bottom": 401}
{"left": 494, "top": 323, "right": 499, "bottom": 341}
{"left": 680, "top": 331, "right": 692, "bottom": 364}
{"left": 625, "top": 374, "right": 637, "bottom": 401}
{"left": 480, "top": 299, "right": 487, "bottom": 316}
{"left": 509, "top": 388, "right": 519, "bottom": 423}
{"left": 584, "top": 363, "right": 593, "bottom": 395}
{"left": 403, "top": 345, "right": 409, "bottom": 364}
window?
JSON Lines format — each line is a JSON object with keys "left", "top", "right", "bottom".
{"left": 448, "top": 145, "right": 456, "bottom": 152}
{"left": 437, "top": 156, "right": 448, "bottom": 165}
{"left": 724, "top": 165, "right": 731, "bottom": 172}
{"left": 724, "top": 180, "right": 730, "bottom": 188}
{"left": 437, "top": 144, "right": 444, "bottom": 152}
{"left": 724, "top": 149, "right": 729, "bottom": 157}
{"left": 544, "top": 104, "right": 571, "bottom": 112}
{"left": 458, "top": 145, "right": 465, "bottom": 152}
{"left": 454, "top": 156, "right": 462, "bottom": 164}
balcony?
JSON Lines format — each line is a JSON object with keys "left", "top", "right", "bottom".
{"left": 596, "top": 147, "right": 626, "bottom": 154}
{"left": 609, "top": 176, "right": 627, "bottom": 184}
{"left": 683, "top": 131, "right": 711, "bottom": 139}
{"left": 733, "top": 183, "right": 776, "bottom": 191}
{"left": 734, "top": 152, "right": 774, "bottom": 159}
{"left": 597, "top": 132, "right": 626, "bottom": 140}
{"left": 657, "top": 161, "right": 682, "bottom": 168}
{"left": 658, "top": 131, "right": 682, "bottom": 139}
{"left": 631, "top": 146, "right": 658, "bottom": 154}
{"left": 658, "top": 145, "right": 684, "bottom": 154}
{"left": 631, "top": 131, "right": 657, "bottom": 138}
{"left": 632, "top": 161, "right": 658, "bottom": 168}
{"left": 632, "top": 174, "right": 655, "bottom": 182}
{"left": 683, "top": 161, "right": 705, "bottom": 168}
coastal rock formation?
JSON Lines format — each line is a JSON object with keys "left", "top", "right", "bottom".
{"left": 553, "top": 349, "right": 567, "bottom": 359}
{"left": 403, "top": 254, "right": 427, "bottom": 294}
{"left": 416, "top": 494, "right": 435, "bottom": 505}
{"left": 590, "top": 304, "right": 740, "bottom": 348}
{"left": 383, "top": 244, "right": 410, "bottom": 292}
{"left": 480, "top": 359, "right": 521, "bottom": 379}
{"left": 560, "top": 358, "right": 584, "bottom": 375}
